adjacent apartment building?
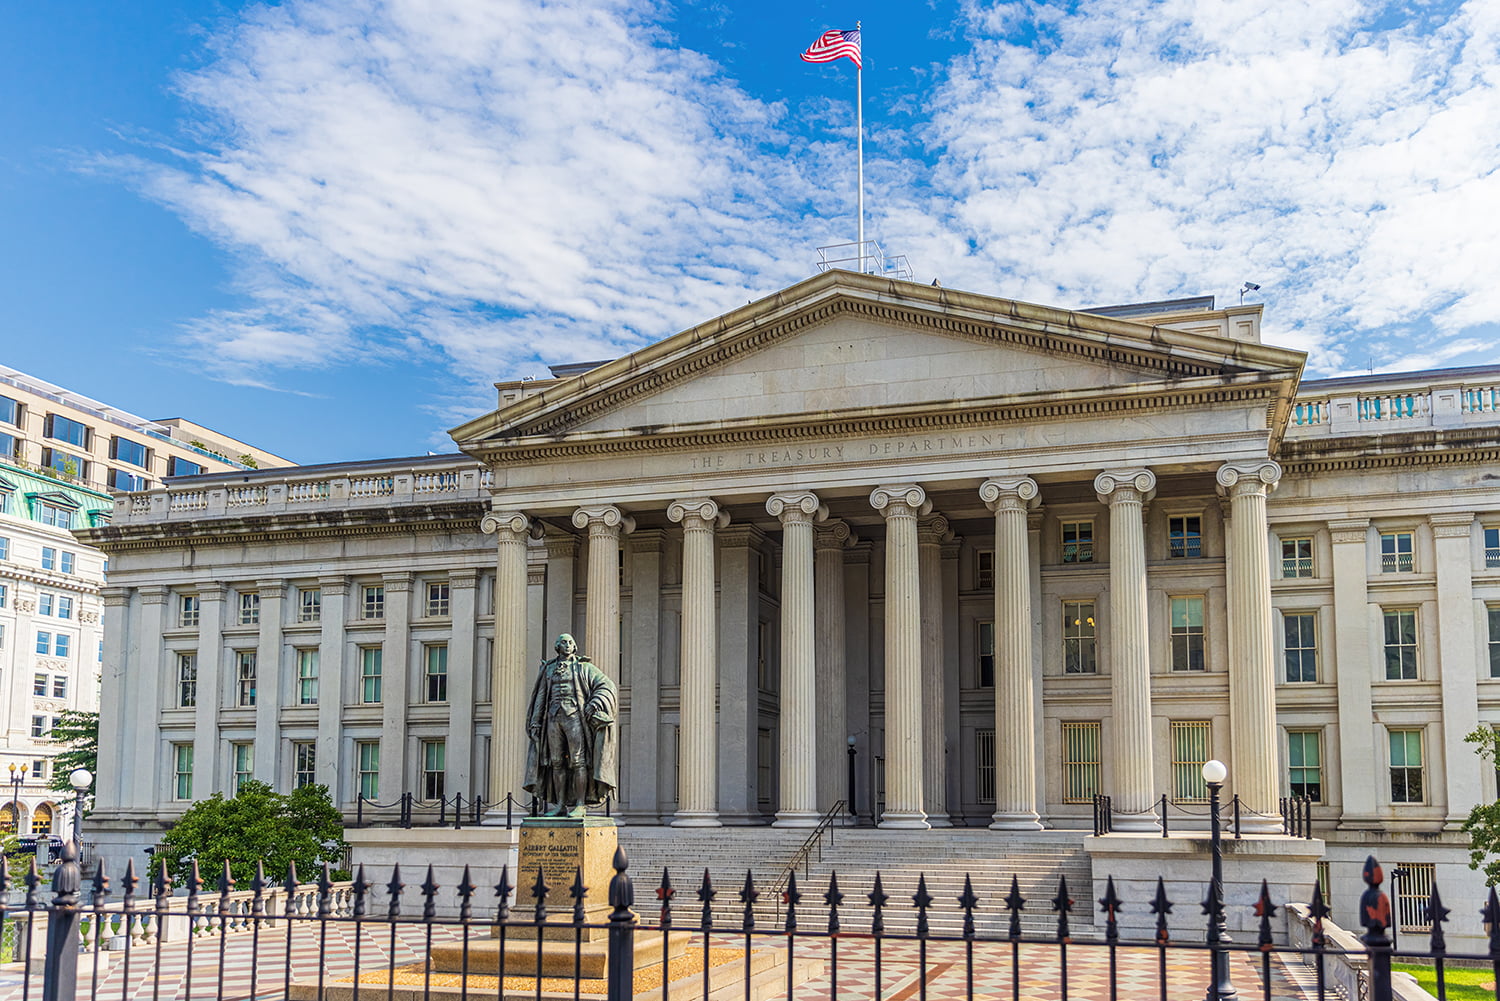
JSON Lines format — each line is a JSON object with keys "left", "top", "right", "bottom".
{"left": 76, "top": 271, "right": 1500, "bottom": 943}
{"left": 0, "top": 364, "right": 290, "bottom": 838}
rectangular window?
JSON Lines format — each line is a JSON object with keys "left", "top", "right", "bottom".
{"left": 976, "top": 728, "right": 996, "bottom": 803}
{"left": 298, "top": 587, "right": 321, "bottom": 623}
{"left": 51, "top": 676, "right": 66, "bottom": 699}
{"left": 1389, "top": 729, "right": 1424, "bottom": 803}
{"left": 1281, "top": 537, "right": 1314, "bottom": 578}
{"left": 0, "top": 584, "right": 6, "bottom": 607}
{"left": 1283, "top": 612, "right": 1318, "bottom": 683}
{"left": 1380, "top": 531, "right": 1414, "bottom": 573}
{"left": 37, "top": 500, "right": 74, "bottom": 529}
{"left": 1487, "top": 527, "right": 1500, "bottom": 570}
{"left": 1287, "top": 730, "right": 1322, "bottom": 802}
{"left": 41, "top": 547, "right": 55, "bottom": 570}
{"left": 425, "top": 581, "right": 450, "bottom": 617}
{"left": 178, "top": 594, "right": 200, "bottom": 627}
{"left": 1061, "top": 521, "right": 1094, "bottom": 563}
{"left": 361, "top": 585, "right": 385, "bottom": 619}
{"left": 38, "top": 593, "right": 53, "bottom": 617}
{"left": 53, "top": 634, "right": 69, "bottom": 658}
{"left": 1062, "top": 601, "right": 1097, "bottom": 673}
{"left": 56, "top": 596, "right": 72, "bottom": 620}
{"left": 296, "top": 649, "right": 319, "bottom": 705}
{"left": 59, "top": 552, "right": 74, "bottom": 575}
{"left": 1170, "top": 720, "right": 1211, "bottom": 803}
{"left": 424, "top": 644, "right": 448, "bottom": 703}
{"left": 33, "top": 673, "right": 47, "bottom": 696}
{"left": 174, "top": 744, "right": 194, "bottom": 800}
{"left": 170, "top": 456, "right": 203, "bottom": 477}
{"left": 293, "top": 742, "right": 316, "bottom": 789}
{"left": 30, "top": 715, "right": 47, "bottom": 738}
{"left": 0, "top": 537, "right": 7, "bottom": 561}
{"left": 41, "top": 449, "right": 86, "bottom": 483}
{"left": 238, "top": 591, "right": 260, "bottom": 626}
{"left": 977, "top": 620, "right": 995, "bottom": 688}
{"left": 976, "top": 550, "right": 995, "bottom": 590}
{"left": 1061, "top": 721, "right": 1101, "bottom": 803}
{"left": 421, "top": 739, "right": 446, "bottom": 800}
{"left": 1490, "top": 605, "right": 1500, "bottom": 679}
{"left": 231, "top": 743, "right": 253, "bottom": 793}
{"left": 1169, "top": 515, "right": 1203, "bottom": 558}
{"left": 359, "top": 647, "right": 383, "bottom": 704}
{"left": 109, "top": 468, "right": 149, "bottom": 491}
{"left": 35, "top": 631, "right": 50, "bottom": 654}
{"left": 1394, "top": 863, "right": 1436, "bottom": 933}
{"left": 236, "top": 651, "right": 257, "bottom": 707}
{"left": 356, "top": 741, "right": 380, "bottom": 800}
{"left": 1170, "top": 596, "right": 1206, "bottom": 671}
{"left": 110, "top": 437, "right": 149, "bottom": 468}
{"left": 177, "top": 652, "right": 198, "bottom": 707}
{"left": 44, "top": 414, "right": 89, "bottom": 449}
{"left": 0, "top": 394, "right": 18, "bottom": 426}
{"left": 757, "top": 729, "right": 773, "bottom": 805}
{"left": 1383, "top": 608, "right": 1419, "bottom": 680}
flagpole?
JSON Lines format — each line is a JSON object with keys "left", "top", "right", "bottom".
{"left": 855, "top": 20, "right": 864, "bottom": 274}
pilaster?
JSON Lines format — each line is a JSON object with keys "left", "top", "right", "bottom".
{"left": 94, "top": 586, "right": 133, "bottom": 814}
{"left": 316, "top": 577, "right": 348, "bottom": 794}
{"left": 194, "top": 584, "right": 227, "bottom": 799}
{"left": 1431, "top": 512, "right": 1481, "bottom": 825}
{"left": 1329, "top": 518, "right": 1376, "bottom": 827}
{"left": 814, "top": 520, "right": 854, "bottom": 815}
{"left": 380, "top": 573, "right": 412, "bottom": 802}
{"left": 622, "top": 529, "right": 666, "bottom": 822}
{"left": 917, "top": 513, "right": 952, "bottom": 827}
{"left": 253, "top": 580, "right": 286, "bottom": 786}
{"left": 717, "top": 524, "right": 767, "bottom": 824}
{"left": 446, "top": 568, "right": 479, "bottom": 795}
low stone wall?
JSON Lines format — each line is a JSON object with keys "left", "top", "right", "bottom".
{"left": 1285, "top": 902, "right": 1433, "bottom": 1001}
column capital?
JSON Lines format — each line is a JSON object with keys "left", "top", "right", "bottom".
{"left": 1216, "top": 459, "right": 1282, "bottom": 496}
{"left": 318, "top": 576, "right": 350, "bottom": 597}
{"left": 766, "top": 491, "right": 827, "bottom": 525}
{"left": 197, "top": 583, "right": 228, "bottom": 603}
{"left": 1429, "top": 512, "right": 1476, "bottom": 538}
{"left": 1328, "top": 518, "right": 1371, "bottom": 544}
{"left": 572, "top": 504, "right": 635, "bottom": 535}
{"left": 383, "top": 572, "right": 414, "bottom": 593}
{"left": 449, "top": 568, "right": 480, "bottom": 589}
{"left": 255, "top": 580, "right": 287, "bottom": 600}
{"left": 917, "top": 514, "right": 953, "bottom": 547}
{"left": 1094, "top": 468, "right": 1156, "bottom": 504}
{"left": 870, "top": 483, "right": 931, "bottom": 518}
{"left": 628, "top": 528, "right": 669, "bottom": 555}
{"left": 481, "top": 510, "right": 540, "bottom": 539}
{"left": 669, "top": 497, "right": 731, "bottom": 529}
{"left": 101, "top": 585, "right": 133, "bottom": 608}
{"left": 814, "top": 518, "right": 857, "bottom": 551}
{"left": 138, "top": 585, "right": 171, "bottom": 605}
{"left": 980, "top": 476, "right": 1039, "bottom": 512}
{"left": 543, "top": 528, "right": 579, "bottom": 559}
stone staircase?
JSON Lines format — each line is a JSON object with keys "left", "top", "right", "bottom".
{"left": 616, "top": 826, "right": 1097, "bottom": 940}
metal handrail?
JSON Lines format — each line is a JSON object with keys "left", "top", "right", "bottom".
{"left": 771, "top": 800, "right": 846, "bottom": 916}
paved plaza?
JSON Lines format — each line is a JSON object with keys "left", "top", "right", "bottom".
{"left": 0, "top": 919, "right": 1335, "bottom": 1001}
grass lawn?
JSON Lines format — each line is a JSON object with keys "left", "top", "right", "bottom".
{"left": 1393, "top": 961, "right": 1495, "bottom": 1000}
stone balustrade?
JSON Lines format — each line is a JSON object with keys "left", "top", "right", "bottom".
{"left": 1288, "top": 375, "right": 1500, "bottom": 437}
{"left": 107, "top": 457, "right": 491, "bottom": 525}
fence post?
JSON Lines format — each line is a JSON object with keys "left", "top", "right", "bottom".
{"left": 506, "top": 794, "right": 514, "bottom": 830}
{"left": 1232, "top": 795, "right": 1241, "bottom": 839}
{"left": 606, "top": 847, "right": 636, "bottom": 1001}
{"left": 454, "top": 794, "right": 464, "bottom": 831}
{"left": 402, "top": 793, "right": 412, "bottom": 829}
{"left": 41, "top": 842, "right": 83, "bottom": 1001}
{"left": 1160, "top": 794, "right": 1169, "bottom": 837}
{"left": 357, "top": 797, "right": 364, "bottom": 827}
{"left": 1359, "top": 855, "right": 1394, "bottom": 1001}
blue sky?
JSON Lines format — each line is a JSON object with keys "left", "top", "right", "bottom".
{"left": 3, "top": 0, "right": 1497, "bottom": 464}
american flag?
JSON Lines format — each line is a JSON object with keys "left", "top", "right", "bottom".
{"left": 800, "top": 28, "right": 861, "bottom": 69}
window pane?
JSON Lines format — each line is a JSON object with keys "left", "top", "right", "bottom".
{"left": 111, "top": 437, "right": 149, "bottom": 467}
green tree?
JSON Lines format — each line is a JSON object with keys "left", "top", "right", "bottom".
{"left": 47, "top": 710, "right": 99, "bottom": 798}
{"left": 1462, "top": 727, "right": 1500, "bottom": 882}
{"left": 155, "top": 781, "right": 350, "bottom": 886}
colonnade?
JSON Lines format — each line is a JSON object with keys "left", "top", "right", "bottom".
{"left": 480, "top": 460, "right": 1285, "bottom": 832}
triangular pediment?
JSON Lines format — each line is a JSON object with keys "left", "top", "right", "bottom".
{"left": 452, "top": 271, "right": 1305, "bottom": 453}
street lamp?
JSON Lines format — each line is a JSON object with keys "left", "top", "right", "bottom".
{"left": 7, "top": 762, "right": 28, "bottom": 835}
{"left": 1202, "top": 758, "right": 1236, "bottom": 1001}
{"left": 69, "top": 768, "right": 92, "bottom": 864}
{"left": 846, "top": 736, "right": 858, "bottom": 823}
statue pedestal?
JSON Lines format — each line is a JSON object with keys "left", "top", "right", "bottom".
{"left": 429, "top": 816, "right": 688, "bottom": 979}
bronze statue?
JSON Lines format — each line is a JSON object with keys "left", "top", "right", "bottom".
{"left": 523, "top": 633, "right": 618, "bottom": 817}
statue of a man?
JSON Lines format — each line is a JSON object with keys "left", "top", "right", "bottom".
{"left": 523, "top": 634, "right": 618, "bottom": 817}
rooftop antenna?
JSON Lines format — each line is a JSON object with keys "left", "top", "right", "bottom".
{"left": 1238, "top": 281, "right": 1261, "bottom": 305}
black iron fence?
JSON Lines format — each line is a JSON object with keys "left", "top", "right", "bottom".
{"left": 2, "top": 842, "right": 1494, "bottom": 1001}
{"left": 352, "top": 792, "right": 619, "bottom": 829}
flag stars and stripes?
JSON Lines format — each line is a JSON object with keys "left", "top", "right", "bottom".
{"left": 801, "top": 28, "right": 862, "bottom": 69}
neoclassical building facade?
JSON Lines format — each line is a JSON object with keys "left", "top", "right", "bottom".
{"left": 81, "top": 272, "right": 1500, "bottom": 927}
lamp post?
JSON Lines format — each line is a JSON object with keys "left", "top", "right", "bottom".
{"left": 846, "top": 736, "right": 858, "bottom": 824}
{"left": 69, "top": 768, "right": 93, "bottom": 861}
{"left": 7, "top": 762, "right": 28, "bottom": 834}
{"left": 1202, "top": 758, "right": 1236, "bottom": 1001}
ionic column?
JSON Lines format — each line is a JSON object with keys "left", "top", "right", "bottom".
{"left": 768, "top": 491, "right": 826, "bottom": 827}
{"left": 482, "top": 512, "right": 533, "bottom": 817}
{"left": 918, "top": 514, "right": 952, "bottom": 827}
{"left": 1094, "top": 469, "right": 1159, "bottom": 832}
{"left": 981, "top": 476, "right": 1044, "bottom": 830}
{"left": 668, "top": 499, "right": 730, "bottom": 827}
{"left": 814, "top": 520, "right": 854, "bottom": 815}
{"left": 871, "top": 483, "right": 931, "bottom": 830}
{"left": 572, "top": 505, "right": 635, "bottom": 681}
{"left": 1431, "top": 512, "right": 1481, "bottom": 826}
{"left": 1217, "top": 460, "right": 1283, "bottom": 834}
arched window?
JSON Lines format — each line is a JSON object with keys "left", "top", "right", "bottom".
{"left": 0, "top": 803, "right": 15, "bottom": 833}
{"left": 32, "top": 803, "right": 53, "bottom": 835}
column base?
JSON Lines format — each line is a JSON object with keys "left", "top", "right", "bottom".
{"left": 878, "top": 810, "right": 931, "bottom": 830}
{"left": 926, "top": 813, "right": 952, "bottom": 829}
{"left": 1238, "top": 815, "right": 1284, "bottom": 835}
{"left": 670, "top": 811, "right": 722, "bottom": 828}
{"left": 989, "top": 811, "right": 1043, "bottom": 831}
{"left": 772, "top": 811, "right": 821, "bottom": 828}
{"left": 482, "top": 808, "right": 526, "bottom": 827}
{"left": 1111, "top": 810, "right": 1162, "bottom": 834}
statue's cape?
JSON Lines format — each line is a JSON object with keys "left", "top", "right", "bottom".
{"left": 522, "top": 655, "right": 619, "bottom": 806}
